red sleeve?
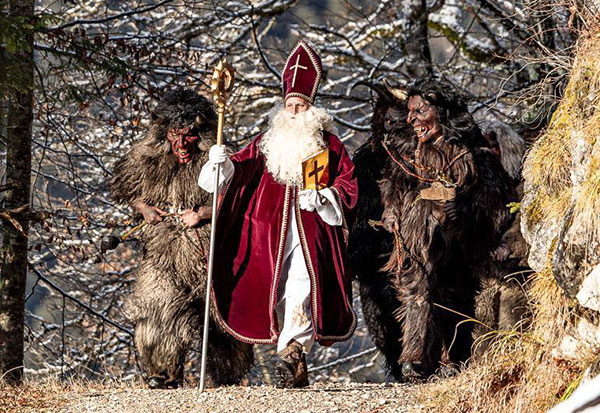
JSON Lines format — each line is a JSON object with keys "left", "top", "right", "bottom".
{"left": 327, "top": 133, "right": 358, "bottom": 228}
{"left": 229, "top": 135, "right": 264, "bottom": 186}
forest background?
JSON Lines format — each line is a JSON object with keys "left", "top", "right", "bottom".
{"left": 0, "top": 0, "right": 595, "bottom": 388}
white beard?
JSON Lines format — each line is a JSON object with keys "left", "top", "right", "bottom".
{"left": 259, "top": 105, "right": 336, "bottom": 186}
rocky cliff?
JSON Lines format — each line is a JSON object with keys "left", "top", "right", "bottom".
{"left": 521, "top": 32, "right": 600, "bottom": 368}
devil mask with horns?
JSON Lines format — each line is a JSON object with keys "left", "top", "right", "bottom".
{"left": 108, "top": 87, "right": 254, "bottom": 389}
{"left": 166, "top": 126, "right": 201, "bottom": 164}
{"left": 349, "top": 76, "right": 517, "bottom": 381}
{"left": 150, "top": 90, "right": 217, "bottom": 164}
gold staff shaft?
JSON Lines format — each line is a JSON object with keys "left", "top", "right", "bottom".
{"left": 199, "top": 58, "right": 235, "bottom": 393}
{"left": 216, "top": 106, "right": 225, "bottom": 146}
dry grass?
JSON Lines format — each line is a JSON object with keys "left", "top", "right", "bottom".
{"left": 0, "top": 376, "right": 144, "bottom": 413}
{"left": 522, "top": 79, "right": 571, "bottom": 225}
{"left": 574, "top": 152, "right": 600, "bottom": 240}
{"left": 425, "top": 31, "right": 600, "bottom": 413}
{"left": 522, "top": 33, "right": 600, "bottom": 227}
{"left": 570, "top": 35, "right": 600, "bottom": 240}
{"left": 427, "top": 267, "right": 583, "bottom": 412}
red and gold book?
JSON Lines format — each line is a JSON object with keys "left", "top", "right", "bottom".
{"left": 302, "top": 148, "right": 329, "bottom": 190}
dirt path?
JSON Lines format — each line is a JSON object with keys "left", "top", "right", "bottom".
{"left": 55, "top": 382, "right": 429, "bottom": 413}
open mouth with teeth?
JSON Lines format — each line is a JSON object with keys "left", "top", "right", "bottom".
{"left": 413, "top": 124, "right": 430, "bottom": 141}
{"left": 175, "top": 148, "right": 193, "bottom": 163}
{"left": 167, "top": 127, "right": 200, "bottom": 164}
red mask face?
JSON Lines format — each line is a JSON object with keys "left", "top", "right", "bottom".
{"left": 407, "top": 95, "right": 442, "bottom": 143}
{"left": 483, "top": 131, "right": 502, "bottom": 157}
{"left": 167, "top": 127, "right": 200, "bottom": 164}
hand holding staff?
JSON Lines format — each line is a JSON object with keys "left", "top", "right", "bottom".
{"left": 199, "top": 58, "right": 235, "bottom": 392}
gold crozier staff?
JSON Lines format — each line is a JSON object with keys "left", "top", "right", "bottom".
{"left": 198, "top": 59, "right": 235, "bottom": 393}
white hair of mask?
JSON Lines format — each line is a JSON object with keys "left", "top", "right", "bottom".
{"left": 259, "top": 104, "right": 336, "bottom": 186}
{"left": 479, "top": 120, "right": 525, "bottom": 180}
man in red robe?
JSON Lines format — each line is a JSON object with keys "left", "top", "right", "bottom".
{"left": 198, "top": 40, "right": 358, "bottom": 388}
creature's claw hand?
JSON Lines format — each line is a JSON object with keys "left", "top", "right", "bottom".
{"left": 195, "top": 205, "right": 212, "bottom": 221}
{"left": 142, "top": 205, "right": 167, "bottom": 225}
{"left": 382, "top": 210, "right": 399, "bottom": 233}
{"left": 179, "top": 209, "right": 202, "bottom": 228}
{"left": 443, "top": 201, "right": 459, "bottom": 223}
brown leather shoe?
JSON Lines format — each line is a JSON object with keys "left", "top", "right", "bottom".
{"left": 274, "top": 340, "right": 309, "bottom": 388}
{"left": 294, "top": 354, "right": 309, "bottom": 388}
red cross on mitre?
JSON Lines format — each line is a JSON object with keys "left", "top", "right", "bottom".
{"left": 282, "top": 40, "right": 322, "bottom": 104}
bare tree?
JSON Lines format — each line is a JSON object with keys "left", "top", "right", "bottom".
{"left": 1, "top": 0, "right": 594, "bottom": 383}
{"left": 0, "top": 0, "right": 34, "bottom": 385}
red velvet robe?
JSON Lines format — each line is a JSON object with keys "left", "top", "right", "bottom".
{"left": 211, "top": 131, "right": 358, "bottom": 345}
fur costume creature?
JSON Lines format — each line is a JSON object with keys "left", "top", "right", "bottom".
{"left": 348, "top": 82, "right": 414, "bottom": 380}
{"left": 472, "top": 120, "right": 530, "bottom": 356}
{"left": 350, "top": 78, "right": 517, "bottom": 381}
{"left": 110, "top": 88, "right": 253, "bottom": 388}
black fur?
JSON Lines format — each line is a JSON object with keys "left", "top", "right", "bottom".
{"left": 350, "top": 77, "right": 517, "bottom": 380}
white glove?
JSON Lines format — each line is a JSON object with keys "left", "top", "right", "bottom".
{"left": 298, "top": 189, "right": 321, "bottom": 212}
{"left": 298, "top": 188, "right": 343, "bottom": 226}
{"left": 198, "top": 145, "right": 234, "bottom": 193}
{"left": 208, "top": 144, "right": 228, "bottom": 164}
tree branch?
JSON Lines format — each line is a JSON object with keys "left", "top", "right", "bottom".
{"left": 54, "top": 0, "right": 176, "bottom": 30}
{"left": 29, "top": 264, "right": 134, "bottom": 337}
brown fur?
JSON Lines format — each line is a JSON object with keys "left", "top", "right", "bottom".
{"left": 349, "top": 90, "right": 413, "bottom": 380}
{"left": 110, "top": 89, "right": 253, "bottom": 387}
{"left": 378, "top": 79, "right": 516, "bottom": 377}
{"left": 472, "top": 183, "right": 531, "bottom": 355}
{"left": 479, "top": 120, "right": 526, "bottom": 182}
{"left": 352, "top": 82, "right": 528, "bottom": 380}
{"left": 380, "top": 140, "right": 512, "bottom": 372}
{"left": 472, "top": 275, "right": 529, "bottom": 356}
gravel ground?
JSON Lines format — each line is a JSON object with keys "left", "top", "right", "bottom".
{"left": 58, "top": 382, "right": 429, "bottom": 413}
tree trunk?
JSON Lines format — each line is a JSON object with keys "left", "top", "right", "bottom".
{"left": 0, "top": 0, "right": 34, "bottom": 385}
{"left": 407, "top": 0, "right": 432, "bottom": 77}
{"left": 394, "top": 0, "right": 433, "bottom": 78}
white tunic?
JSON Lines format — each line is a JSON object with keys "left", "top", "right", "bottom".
{"left": 275, "top": 201, "right": 314, "bottom": 353}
